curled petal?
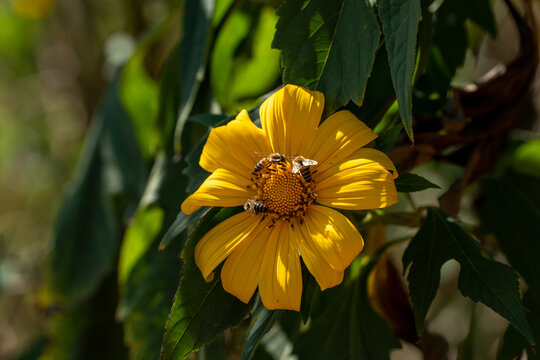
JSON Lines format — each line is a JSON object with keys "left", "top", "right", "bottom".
{"left": 181, "top": 168, "right": 250, "bottom": 215}
{"left": 258, "top": 221, "right": 303, "bottom": 311}
{"left": 260, "top": 85, "right": 324, "bottom": 156}
{"left": 300, "top": 205, "right": 364, "bottom": 271}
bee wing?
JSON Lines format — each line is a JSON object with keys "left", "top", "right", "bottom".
{"left": 301, "top": 159, "right": 318, "bottom": 166}
{"left": 292, "top": 163, "right": 301, "bottom": 173}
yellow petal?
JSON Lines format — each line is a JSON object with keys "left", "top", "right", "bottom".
{"left": 305, "top": 110, "right": 377, "bottom": 171}
{"left": 221, "top": 218, "right": 272, "bottom": 303}
{"left": 260, "top": 85, "right": 324, "bottom": 156}
{"left": 259, "top": 221, "right": 302, "bottom": 311}
{"left": 200, "top": 110, "right": 272, "bottom": 176}
{"left": 316, "top": 147, "right": 398, "bottom": 182}
{"left": 294, "top": 223, "right": 344, "bottom": 290}
{"left": 181, "top": 168, "right": 250, "bottom": 215}
{"left": 300, "top": 205, "right": 364, "bottom": 271}
{"left": 316, "top": 158, "right": 398, "bottom": 210}
{"left": 194, "top": 212, "right": 260, "bottom": 281}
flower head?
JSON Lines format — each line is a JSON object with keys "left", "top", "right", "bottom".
{"left": 181, "top": 85, "right": 398, "bottom": 311}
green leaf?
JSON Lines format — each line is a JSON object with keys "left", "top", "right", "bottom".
{"left": 455, "top": 0, "right": 496, "bottom": 36}
{"left": 211, "top": 5, "right": 281, "bottom": 112}
{"left": 272, "top": 0, "right": 381, "bottom": 114}
{"left": 119, "top": 130, "right": 201, "bottom": 359}
{"left": 159, "top": 207, "right": 211, "bottom": 251}
{"left": 180, "top": 114, "right": 228, "bottom": 196}
{"left": 241, "top": 307, "right": 283, "bottom": 360}
{"left": 378, "top": 0, "right": 421, "bottom": 141}
{"left": 174, "top": 0, "right": 216, "bottom": 150}
{"left": 293, "top": 260, "right": 400, "bottom": 359}
{"left": 119, "top": 206, "right": 164, "bottom": 286}
{"left": 510, "top": 139, "right": 540, "bottom": 179}
{"left": 120, "top": 14, "right": 176, "bottom": 159}
{"left": 347, "top": 46, "right": 395, "bottom": 128}
{"left": 41, "top": 271, "right": 128, "bottom": 360}
{"left": 413, "top": 0, "right": 495, "bottom": 113}
{"left": 395, "top": 172, "right": 440, "bottom": 192}
{"left": 50, "top": 72, "right": 146, "bottom": 301}
{"left": 119, "top": 232, "right": 185, "bottom": 360}
{"left": 497, "top": 292, "right": 540, "bottom": 360}
{"left": 403, "top": 207, "right": 534, "bottom": 344}
{"left": 482, "top": 172, "right": 540, "bottom": 305}
{"left": 160, "top": 207, "right": 251, "bottom": 360}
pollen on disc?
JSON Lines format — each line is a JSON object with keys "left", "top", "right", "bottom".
{"left": 247, "top": 156, "right": 317, "bottom": 221}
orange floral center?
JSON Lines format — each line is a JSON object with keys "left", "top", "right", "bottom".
{"left": 245, "top": 155, "right": 317, "bottom": 223}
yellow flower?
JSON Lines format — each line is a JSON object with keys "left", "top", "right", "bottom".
{"left": 181, "top": 85, "right": 398, "bottom": 311}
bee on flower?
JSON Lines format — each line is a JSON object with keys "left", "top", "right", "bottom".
{"left": 181, "top": 84, "right": 398, "bottom": 311}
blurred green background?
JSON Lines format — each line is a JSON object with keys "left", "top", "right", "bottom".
{"left": 0, "top": 0, "right": 176, "bottom": 357}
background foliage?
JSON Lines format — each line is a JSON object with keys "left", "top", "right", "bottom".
{"left": 2, "top": 0, "right": 540, "bottom": 359}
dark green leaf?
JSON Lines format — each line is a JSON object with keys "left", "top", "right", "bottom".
{"left": 403, "top": 207, "right": 534, "bottom": 343}
{"left": 41, "top": 271, "right": 128, "bottom": 360}
{"left": 174, "top": 0, "right": 216, "bottom": 150}
{"left": 413, "top": 0, "right": 495, "bottom": 114}
{"left": 497, "top": 291, "right": 540, "bottom": 360}
{"left": 455, "top": 0, "right": 496, "bottom": 36}
{"left": 181, "top": 114, "right": 228, "bottom": 194}
{"left": 378, "top": 0, "right": 421, "bottom": 141}
{"left": 50, "top": 73, "right": 145, "bottom": 301}
{"left": 300, "top": 264, "right": 317, "bottom": 324}
{"left": 187, "top": 113, "right": 229, "bottom": 127}
{"left": 293, "top": 260, "right": 400, "bottom": 359}
{"left": 273, "top": 0, "right": 381, "bottom": 114}
{"left": 241, "top": 307, "right": 283, "bottom": 360}
{"left": 160, "top": 207, "right": 250, "bottom": 360}
{"left": 347, "top": 46, "right": 395, "bottom": 128}
{"left": 119, "top": 122, "right": 202, "bottom": 359}
{"left": 119, "top": 232, "right": 185, "bottom": 360}
{"left": 395, "top": 172, "right": 440, "bottom": 192}
{"left": 159, "top": 207, "right": 211, "bottom": 251}
{"left": 482, "top": 172, "right": 540, "bottom": 305}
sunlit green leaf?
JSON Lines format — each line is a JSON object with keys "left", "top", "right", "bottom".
{"left": 160, "top": 207, "right": 250, "bottom": 360}
{"left": 510, "top": 139, "right": 540, "bottom": 179}
{"left": 273, "top": 0, "right": 381, "bottom": 114}
{"left": 378, "top": 0, "right": 421, "bottom": 141}
{"left": 212, "top": 5, "right": 280, "bottom": 112}
{"left": 403, "top": 207, "right": 534, "bottom": 343}
{"left": 119, "top": 206, "right": 164, "bottom": 286}
{"left": 395, "top": 172, "right": 440, "bottom": 193}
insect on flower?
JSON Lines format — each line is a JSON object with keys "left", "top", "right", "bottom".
{"left": 291, "top": 155, "right": 318, "bottom": 183}
{"left": 243, "top": 198, "right": 269, "bottom": 215}
{"left": 253, "top": 153, "right": 286, "bottom": 174}
{"left": 181, "top": 84, "right": 399, "bottom": 311}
